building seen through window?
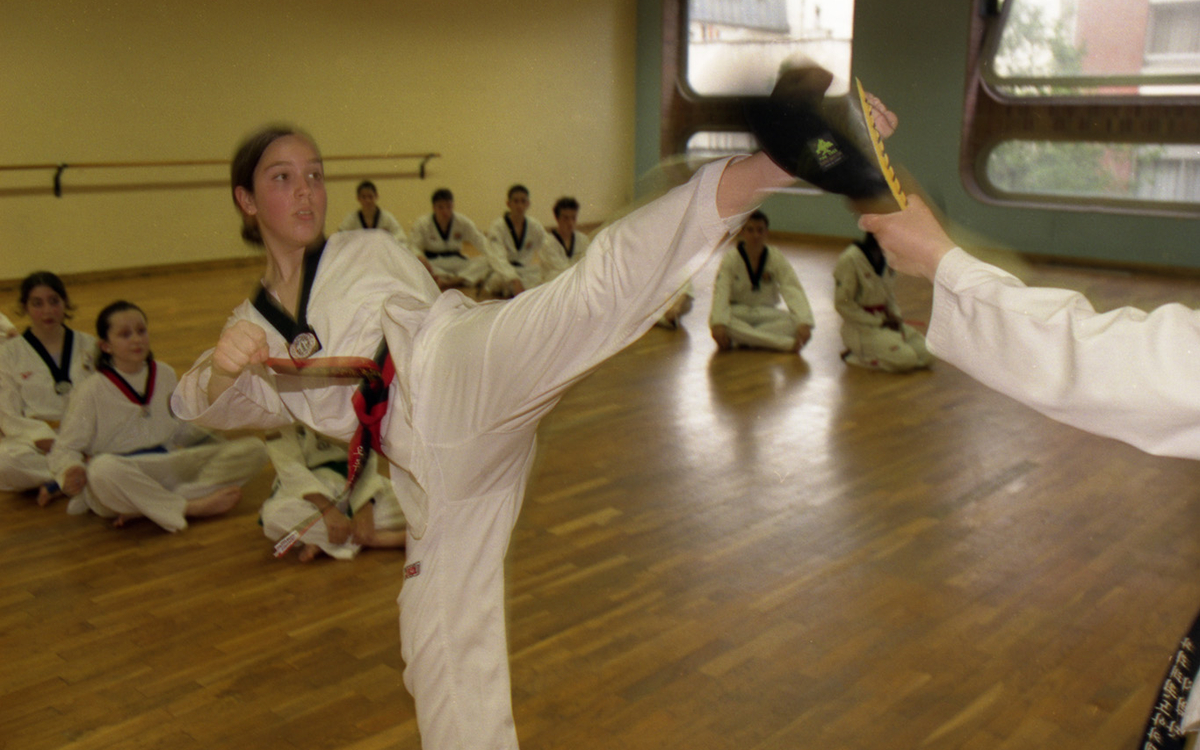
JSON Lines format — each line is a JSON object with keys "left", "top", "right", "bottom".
{"left": 983, "top": 0, "right": 1200, "bottom": 206}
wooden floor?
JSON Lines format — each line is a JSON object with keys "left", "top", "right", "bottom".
{"left": 4, "top": 240, "right": 1200, "bottom": 750}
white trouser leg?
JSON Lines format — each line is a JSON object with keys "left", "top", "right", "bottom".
{"left": 85, "top": 453, "right": 191, "bottom": 531}
{"left": 726, "top": 305, "right": 798, "bottom": 351}
{"left": 261, "top": 494, "right": 361, "bottom": 560}
{"left": 399, "top": 492, "right": 520, "bottom": 750}
{"left": 86, "top": 438, "right": 266, "bottom": 532}
{"left": 0, "top": 439, "right": 53, "bottom": 491}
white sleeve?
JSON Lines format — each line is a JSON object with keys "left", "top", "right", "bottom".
{"left": 461, "top": 217, "right": 492, "bottom": 259}
{"left": 380, "top": 210, "right": 408, "bottom": 245}
{"left": 485, "top": 219, "right": 520, "bottom": 281}
{"left": 709, "top": 253, "right": 736, "bottom": 327}
{"left": 539, "top": 234, "right": 571, "bottom": 281}
{"left": 171, "top": 350, "right": 296, "bottom": 432}
{"left": 927, "top": 247, "right": 1200, "bottom": 459}
{"left": 47, "top": 383, "right": 95, "bottom": 482}
{"left": 336, "top": 211, "right": 360, "bottom": 233}
{"left": 775, "top": 254, "right": 814, "bottom": 328}
{"left": 0, "top": 346, "right": 55, "bottom": 442}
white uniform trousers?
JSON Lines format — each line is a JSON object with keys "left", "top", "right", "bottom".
{"left": 427, "top": 254, "right": 492, "bottom": 286}
{"left": 726, "top": 304, "right": 800, "bottom": 351}
{"left": 399, "top": 471, "right": 528, "bottom": 750}
{"left": 482, "top": 263, "right": 542, "bottom": 295}
{"left": 0, "top": 438, "right": 53, "bottom": 491}
{"left": 73, "top": 437, "right": 266, "bottom": 532}
{"left": 841, "top": 321, "right": 932, "bottom": 372}
{"left": 261, "top": 468, "right": 404, "bottom": 560}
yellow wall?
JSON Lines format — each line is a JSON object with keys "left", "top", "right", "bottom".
{"left": 0, "top": 0, "right": 637, "bottom": 279}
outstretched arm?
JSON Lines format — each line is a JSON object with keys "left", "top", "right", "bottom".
{"left": 862, "top": 195, "right": 1200, "bottom": 460}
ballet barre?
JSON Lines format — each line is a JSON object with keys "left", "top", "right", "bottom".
{"left": 0, "top": 152, "right": 440, "bottom": 197}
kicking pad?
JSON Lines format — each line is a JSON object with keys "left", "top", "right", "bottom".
{"left": 744, "top": 68, "right": 907, "bottom": 214}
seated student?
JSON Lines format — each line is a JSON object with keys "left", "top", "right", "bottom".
{"left": 709, "top": 210, "right": 815, "bottom": 352}
{"left": 0, "top": 312, "right": 16, "bottom": 338}
{"left": 261, "top": 422, "right": 407, "bottom": 562}
{"left": 0, "top": 272, "right": 97, "bottom": 499}
{"left": 482, "top": 183, "right": 547, "bottom": 296}
{"left": 833, "top": 232, "right": 932, "bottom": 371}
{"left": 337, "top": 180, "right": 408, "bottom": 245}
{"left": 408, "top": 188, "right": 493, "bottom": 290}
{"left": 48, "top": 300, "right": 266, "bottom": 530}
{"left": 539, "top": 196, "right": 591, "bottom": 284}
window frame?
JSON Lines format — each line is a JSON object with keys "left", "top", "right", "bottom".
{"left": 962, "top": 0, "right": 1200, "bottom": 218}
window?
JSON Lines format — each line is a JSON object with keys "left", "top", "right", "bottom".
{"left": 963, "top": 0, "right": 1200, "bottom": 215}
{"left": 686, "top": 0, "right": 855, "bottom": 98}
{"left": 984, "top": 0, "right": 1200, "bottom": 97}
{"left": 660, "top": 0, "right": 856, "bottom": 162}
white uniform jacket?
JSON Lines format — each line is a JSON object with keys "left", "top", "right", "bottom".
{"left": 709, "top": 244, "right": 815, "bottom": 329}
{"left": 833, "top": 245, "right": 903, "bottom": 326}
{"left": 539, "top": 229, "right": 591, "bottom": 284}
{"left": 0, "top": 328, "right": 97, "bottom": 442}
{"left": 337, "top": 208, "right": 408, "bottom": 245}
{"left": 410, "top": 212, "right": 490, "bottom": 262}
{"left": 486, "top": 214, "right": 547, "bottom": 284}
{"left": 49, "top": 362, "right": 203, "bottom": 483}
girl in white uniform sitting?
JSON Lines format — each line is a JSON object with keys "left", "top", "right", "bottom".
{"left": 49, "top": 300, "right": 267, "bottom": 531}
{"left": 0, "top": 272, "right": 97, "bottom": 499}
{"left": 833, "top": 232, "right": 932, "bottom": 372}
{"left": 262, "top": 422, "right": 406, "bottom": 561}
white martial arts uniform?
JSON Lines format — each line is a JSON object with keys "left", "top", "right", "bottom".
{"left": 925, "top": 246, "right": 1200, "bottom": 739}
{"left": 709, "top": 243, "right": 815, "bottom": 351}
{"left": 539, "top": 229, "right": 590, "bottom": 284}
{"left": 0, "top": 313, "right": 15, "bottom": 338}
{"left": 0, "top": 327, "right": 97, "bottom": 491}
{"left": 833, "top": 243, "right": 932, "bottom": 372}
{"left": 261, "top": 423, "right": 405, "bottom": 560}
{"left": 172, "top": 158, "right": 751, "bottom": 750}
{"left": 484, "top": 213, "right": 547, "bottom": 292}
{"left": 337, "top": 207, "right": 408, "bottom": 245}
{"left": 409, "top": 212, "right": 493, "bottom": 285}
{"left": 51, "top": 361, "right": 266, "bottom": 531}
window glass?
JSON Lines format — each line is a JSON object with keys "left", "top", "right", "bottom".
{"left": 985, "top": 140, "right": 1200, "bottom": 205}
{"left": 686, "top": 0, "right": 856, "bottom": 97}
{"left": 988, "top": 0, "right": 1200, "bottom": 96}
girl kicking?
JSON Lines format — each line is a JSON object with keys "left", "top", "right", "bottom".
{"left": 170, "top": 110, "right": 892, "bottom": 747}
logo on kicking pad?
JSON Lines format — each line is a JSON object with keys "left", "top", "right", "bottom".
{"left": 404, "top": 561, "right": 421, "bottom": 579}
{"left": 810, "top": 135, "right": 845, "bottom": 171}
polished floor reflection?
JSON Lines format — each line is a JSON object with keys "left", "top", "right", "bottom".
{"left": 3, "top": 241, "right": 1200, "bottom": 750}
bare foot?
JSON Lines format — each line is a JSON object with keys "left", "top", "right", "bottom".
{"left": 297, "top": 543, "right": 323, "bottom": 563}
{"left": 185, "top": 487, "right": 242, "bottom": 518}
{"left": 36, "top": 486, "right": 63, "bottom": 507}
{"left": 112, "top": 513, "right": 139, "bottom": 528}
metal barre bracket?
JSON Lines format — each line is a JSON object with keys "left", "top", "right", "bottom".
{"left": 54, "top": 164, "right": 67, "bottom": 198}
